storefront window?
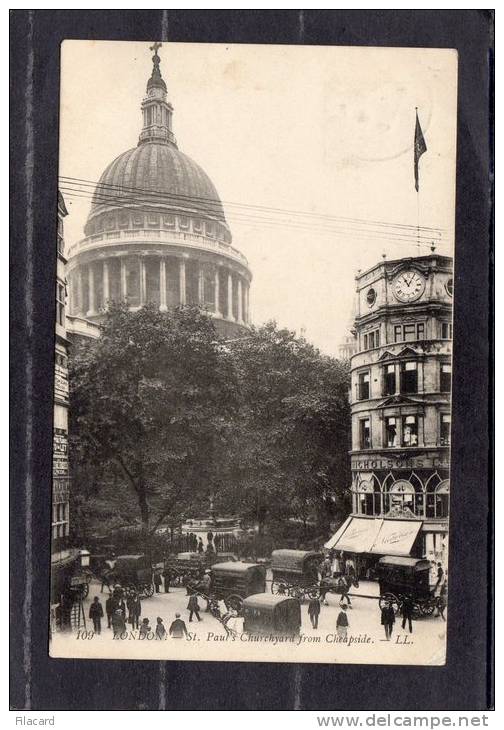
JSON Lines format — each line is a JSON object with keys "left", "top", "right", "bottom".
{"left": 400, "top": 361, "right": 418, "bottom": 393}
{"left": 402, "top": 415, "right": 418, "bottom": 446}
{"left": 385, "top": 416, "right": 398, "bottom": 447}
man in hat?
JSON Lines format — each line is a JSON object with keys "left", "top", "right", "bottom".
{"left": 336, "top": 604, "right": 349, "bottom": 640}
{"left": 169, "top": 613, "right": 188, "bottom": 639}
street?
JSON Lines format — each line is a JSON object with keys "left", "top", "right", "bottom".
{"left": 51, "top": 576, "right": 447, "bottom": 665}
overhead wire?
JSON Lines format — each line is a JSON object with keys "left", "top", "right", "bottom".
{"left": 59, "top": 175, "right": 447, "bottom": 236}
{"left": 60, "top": 186, "right": 448, "bottom": 252}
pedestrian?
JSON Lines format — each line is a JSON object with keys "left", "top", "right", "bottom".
{"left": 129, "top": 592, "right": 142, "bottom": 630}
{"left": 435, "top": 562, "right": 444, "bottom": 592}
{"left": 381, "top": 601, "right": 395, "bottom": 640}
{"left": 169, "top": 613, "right": 188, "bottom": 638}
{"left": 308, "top": 596, "right": 321, "bottom": 629}
{"left": 200, "top": 570, "right": 212, "bottom": 611}
{"left": 155, "top": 617, "right": 167, "bottom": 640}
{"left": 345, "top": 555, "right": 356, "bottom": 579}
{"left": 197, "top": 538, "right": 204, "bottom": 554}
{"left": 162, "top": 566, "right": 172, "bottom": 593}
{"left": 89, "top": 596, "right": 104, "bottom": 634}
{"left": 111, "top": 607, "right": 126, "bottom": 638}
{"left": 321, "top": 556, "right": 332, "bottom": 579}
{"left": 105, "top": 593, "right": 114, "bottom": 629}
{"left": 187, "top": 593, "right": 202, "bottom": 622}
{"left": 336, "top": 604, "right": 349, "bottom": 640}
{"left": 139, "top": 617, "right": 151, "bottom": 638}
{"left": 401, "top": 595, "right": 414, "bottom": 634}
{"left": 435, "top": 584, "right": 447, "bottom": 621}
{"left": 153, "top": 571, "right": 162, "bottom": 594}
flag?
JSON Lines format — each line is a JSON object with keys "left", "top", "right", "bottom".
{"left": 414, "top": 109, "right": 427, "bottom": 192}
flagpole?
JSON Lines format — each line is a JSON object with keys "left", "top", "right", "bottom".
{"left": 416, "top": 107, "right": 420, "bottom": 253}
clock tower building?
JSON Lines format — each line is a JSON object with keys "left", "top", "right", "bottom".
{"left": 328, "top": 253, "right": 453, "bottom": 569}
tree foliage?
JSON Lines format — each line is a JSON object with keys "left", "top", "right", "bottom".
{"left": 69, "top": 308, "right": 351, "bottom": 544}
{"left": 69, "top": 303, "right": 238, "bottom": 539}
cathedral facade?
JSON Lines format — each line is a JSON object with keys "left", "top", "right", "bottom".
{"left": 66, "top": 46, "right": 252, "bottom": 339}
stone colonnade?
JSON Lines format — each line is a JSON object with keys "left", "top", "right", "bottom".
{"left": 69, "top": 254, "right": 250, "bottom": 325}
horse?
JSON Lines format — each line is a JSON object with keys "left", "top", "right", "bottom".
{"left": 319, "top": 574, "right": 360, "bottom": 606}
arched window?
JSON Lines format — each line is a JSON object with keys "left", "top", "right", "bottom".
{"left": 425, "top": 473, "right": 449, "bottom": 519}
{"left": 354, "top": 474, "right": 381, "bottom": 516}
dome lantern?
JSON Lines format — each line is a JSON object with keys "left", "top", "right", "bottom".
{"left": 138, "top": 42, "right": 177, "bottom": 147}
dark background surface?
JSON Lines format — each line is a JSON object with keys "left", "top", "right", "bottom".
{"left": 10, "top": 9, "right": 493, "bottom": 711}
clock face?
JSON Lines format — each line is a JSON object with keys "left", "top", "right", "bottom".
{"left": 445, "top": 278, "right": 454, "bottom": 297}
{"left": 393, "top": 270, "right": 425, "bottom": 302}
{"left": 366, "top": 288, "right": 377, "bottom": 306}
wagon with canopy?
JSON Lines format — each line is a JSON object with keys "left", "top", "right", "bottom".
{"left": 242, "top": 594, "right": 302, "bottom": 636}
{"left": 208, "top": 561, "right": 267, "bottom": 613}
{"left": 270, "top": 549, "right": 322, "bottom": 600}
{"left": 376, "top": 556, "right": 437, "bottom": 617}
{"left": 111, "top": 554, "right": 154, "bottom": 597}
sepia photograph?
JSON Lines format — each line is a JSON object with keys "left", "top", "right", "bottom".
{"left": 46, "top": 39, "right": 459, "bottom": 665}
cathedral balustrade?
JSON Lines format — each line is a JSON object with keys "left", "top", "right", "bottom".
{"left": 67, "top": 228, "right": 249, "bottom": 268}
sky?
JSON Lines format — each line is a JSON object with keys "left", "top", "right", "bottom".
{"left": 59, "top": 41, "right": 457, "bottom": 357}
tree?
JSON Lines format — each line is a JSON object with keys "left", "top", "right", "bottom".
{"left": 69, "top": 303, "right": 238, "bottom": 543}
{"left": 216, "top": 322, "right": 351, "bottom": 537}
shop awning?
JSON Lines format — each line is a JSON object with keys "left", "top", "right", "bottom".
{"left": 370, "top": 519, "right": 423, "bottom": 556}
{"left": 325, "top": 516, "right": 423, "bottom": 557}
{"left": 325, "top": 516, "right": 383, "bottom": 553}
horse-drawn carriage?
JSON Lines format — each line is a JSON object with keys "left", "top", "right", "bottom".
{"left": 111, "top": 554, "right": 154, "bottom": 597}
{"left": 188, "top": 561, "right": 266, "bottom": 613}
{"left": 376, "top": 556, "right": 437, "bottom": 617}
{"left": 242, "top": 594, "right": 302, "bottom": 636}
{"left": 270, "top": 550, "right": 322, "bottom": 599}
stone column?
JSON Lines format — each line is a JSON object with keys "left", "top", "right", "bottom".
{"left": 214, "top": 268, "right": 220, "bottom": 315}
{"left": 103, "top": 260, "right": 110, "bottom": 307}
{"left": 76, "top": 268, "right": 83, "bottom": 315}
{"left": 87, "top": 265, "right": 95, "bottom": 315}
{"left": 120, "top": 258, "right": 127, "bottom": 302}
{"left": 198, "top": 266, "right": 205, "bottom": 306}
{"left": 140, "top": 258, "right": 147, "bottom": 305}
{"left": 159, "top": 259, "right": 167, "bottom": 311}
{"left": 227, "top": 272, "right": 234, "bottom": 320}
{"left": 246, "top": 285, "right": 250, "bottom": 324}
{"left": 179, "top": 259, "right": 186, "bottom": 305}
{"left": 237, "top": 278, "right": 243, "bottom": 323}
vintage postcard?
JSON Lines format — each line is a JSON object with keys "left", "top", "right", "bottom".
{"left": 50, "top": 40, "right": 456, "bottom": 664}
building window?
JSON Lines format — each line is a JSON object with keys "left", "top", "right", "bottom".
{"left": 360, "top": 419, "right": 371, "bottom": 449}
{"left": 132, "top": 213, "right": 144, "bottom": 228}
{"left": 385, "top": 416, "right": 398, "bottom": 447}
{"left": 384, "top": 363, "right": 396, "bottom": 395}
{"left": 179, "top": 216, "right": 189, "bottom": 230}
{"left": 400, "top": 361, "right": 418, "bottom": 393}
{"left": 57, "top": 218, "right": 64, "bottom": 255}
{"left": 358, "top": 371, "right": 370, "bottom": 400}
{"left": 147, "top": 213, "right": 159, "bottom": 227}
{"left": 394, "top": 322, "right": 425, "bottom": 343}
{"left": 441, "top": 321, "right": 452, "bottom": 339}
{"left": 362, "top": 329, "right": 379, "bottom": 351}
{"left": 402, "top": 415, "right": 418, "bottom": 446}
{"left": 440, "top": 414, "right": 451, "bottom": 445}
{"left": 403, "top": 323, "right": 416, "bottom": 341}
{"left": 163, "top": 214, "right": 175, "bottom": 229}
{"left": 56, "top": 282, "right": 65, "bottom": 326}
{"left": 440, "top": 363, "right": 452, "bottom": 392}
{"left": 193, "top": 219, "right": 202, "bottom": 233}
{"left": 206, "top": 222, "right": 215, "bottom": 237}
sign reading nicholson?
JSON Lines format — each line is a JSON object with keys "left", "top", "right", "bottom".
{"left": 351, "top": 452, "right": 450, "bottom": 471}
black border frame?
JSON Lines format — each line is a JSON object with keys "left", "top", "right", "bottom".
{"left": 10, "top": 9, "right": 494, "bottom": 711}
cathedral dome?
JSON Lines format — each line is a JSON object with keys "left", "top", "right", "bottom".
{"left": 86, "top": 142, "right": 227, "bottom": 232}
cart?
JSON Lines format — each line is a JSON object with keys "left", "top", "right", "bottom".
{"left": 376, "top": 556, "right": 437, "bottom": 617}
{"left": 242, "top": 594, "right": 302, "bottom": 636}
{"left": 111, "top": 554, "right": 154, "bottom": 597}
{"left": 270, "top": 549, "right": 322, "bottom": 600}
